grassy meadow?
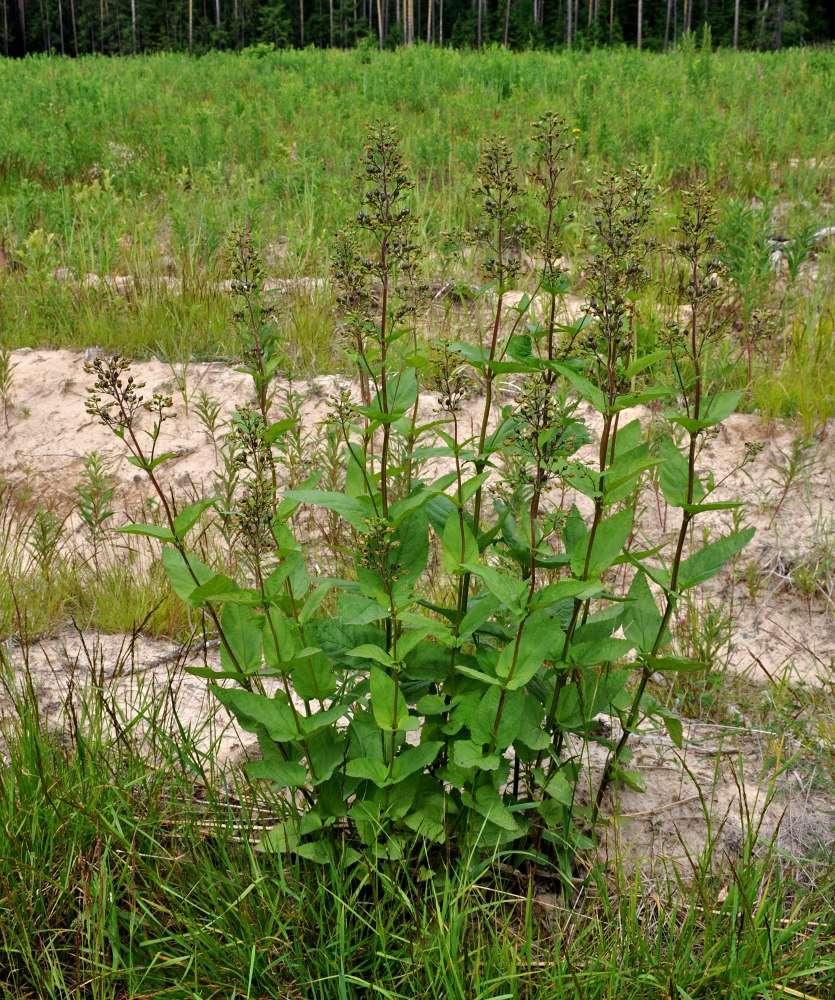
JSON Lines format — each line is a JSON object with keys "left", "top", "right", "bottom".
{"left": 1, "top": 45, "right": 835, "bottom": 999}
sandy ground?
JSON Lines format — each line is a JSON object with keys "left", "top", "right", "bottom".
{"left": 2, "top": 347, "right": 834, "bottom": 867}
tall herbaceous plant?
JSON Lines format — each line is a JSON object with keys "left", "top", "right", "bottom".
{"left": 85, "top": 117, "right": 753, "bottom": 875}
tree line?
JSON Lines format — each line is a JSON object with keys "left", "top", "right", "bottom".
{"left": 2, "top": 0, "right": 832, "bottom": 58}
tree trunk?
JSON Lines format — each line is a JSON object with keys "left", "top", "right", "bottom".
{"left": 774, "top": 0, "right": 783, "bottom": 48}
{"left": 636, "top": 0, "right": 642, "bottom": 49}
{"left": 566, "top": 0, "right": 572, "bottom": 46}
{"left": 503, "top": 0, "right": 510, "bottom": 43}
{"left": 329, "top": 0, "right": 333, "bottom": 45}
{"left": 733, "top": 0, "right": 739, "bottom": 46}
{"left": 664, "top": 0, "right": 670, "bottom": 48}
{"left": 476, "top": 0, "right": 482, "bottom": 48}
{"left": 130, "top": 0, "right": 136, "bottom": 51}
{"left": 188, "top": 0, "right": 193, "bottom": 52}
{"left": 68, "top": 0, "right": 77, "bottom": 52}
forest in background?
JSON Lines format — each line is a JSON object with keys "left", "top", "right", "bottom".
{"left": 2, "top": 0, "right": 833, "bottom": 59}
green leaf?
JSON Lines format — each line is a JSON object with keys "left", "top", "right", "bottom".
{"left": 338, "top": 594, "right": 389, "bottom": 626}
{"left": 460, "top": 563, "right": 525, "bottom": 616}
{"left": 676, "top": 528, "right": 755, "bottom": 590}
{"left": 623, "top": 570, "right": 663, "bottom": 654}
{"left": 392, "top": 742, "right": 443, "bottom": 781}
{"left": 624, "top": 349, "right": 669, "bottom": 379}
{"left": 453, "top": 740, "right": 502, "bottom": 771}
{"left": 442, "top": 513, "right": 478, "bottom": 575}
{"left": 645, "top": 655, "right": 707, "bottom": 673}
{"left": 212, "top": 687, "right": 299, "bottom": 742}
{"left": 457, "top": 593, "right": 500, "bottom": 641}
{"left": 570, "top": 507, "right": 633, "bottom": 580}
{"left": 221, "top": 602, "right": 263, "bottom": 675}
{"left": 291, "top": 652, "right": 336, "bottom": 701}
{"left": 462, "top": 784, "right": 519, "bottom": 832}
{"left": 658, "top": 433, "right": 705, "bottom": 508}
{"left": 349, "top": 644, "right": 395, "bottom": 668}
{"left": 188, "top": 573, "right": 241, "bottom": 605}
{"left": 296, "top": 841, "right": 332, "bottom": 864}
{"left": 611, "top": 766, "right": 647, "bottom": 793}
{"left": 119, "top": 523, "right": 175, "bottom": 542}
{"left": 667, "top": 391, "right": 742, "bottom": 433}
{"left": 370, "top": 667, "right": 413, "bottom": 732}
{"left": 246, "top": 759, "right": 308, "bottom": 787}
{"left": 548, "top": 362, "right": 605, "bottom": 411}
{"left": 172, "top": 497, "right": 217, "bottom": 539}
{"left": 282, "top": 490, "right": 374, "bottom": 532}
{"left": 496, "top": 612, "right": 559, "bottom": 690}
{"left": 470, "top": 686, "right": 525, "bottom": 747}
{"left": 263, "top": 417, "right": 298, "bottom": 445}
{"left": 262, "top": 606, "right": 300, "bottom": 667}
{"left": 345, "top": 757, "right": 391, "bottom": 787}
{"left": 391, "top": 506, "right": 429, "bottom": 592}
{"left": 162, "top": 547, "right": 216, "bottom": 606}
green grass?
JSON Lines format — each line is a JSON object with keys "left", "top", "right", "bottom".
{"left": 0, "top": 657, "right": 833, "bottom": 999}
{"left": 2, "top": 46, "right": 835, "bottom": 418}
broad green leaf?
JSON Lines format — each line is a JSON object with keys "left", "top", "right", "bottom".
{"left": 211, "top": 687, "right": 300, "bottom": 742}
{"left": 296, "top": 841, "right": 332, "bottom": 864}
{"left": 496, "top": 612, "right": 560, "bottom": 689}
{"left": 462, "top": 784, "right": 519, "bottom": 832}
{"left": 172, "top": 497, "right": 217, "bottom": 539}
{"left": 221, "top": 602, "right": 264, "bottom": 675}
{"left": 453, "top": 740, "right": 502, "bottom": 771}
{"left": 645, "top": 655, "right": 708, "bottom": 673}
{"left": 345, "top": 757, "right": 391, "bottom": 787}
{"left": 246, "top": 759, "right": 308, "bottom": 787}
{"left": 401, "top": 782, "right": 449, "bottom": 842}
{"left": 369, "top": 666, "right": 412, "bottom": 732}
{"left": 391, "top": 507, "right": 429, "bottom": 593}
{"left": 548, "top": 362, "right": 605, "bottom": 411}
{"left": 667, "top": 391, "right": 742, "bottom": 433}
{"left": 457, "top": 593, "right": 500, "bottom": 641}
{"left": 307, "top": 730, "right": 348, "bottom": 783}
{"left": 188, "top": 573, "right": 241, "bottom": 605}
{"left": 282, "top": 490, "right": 374, "bottom": 532}
{"left": 460, "top": 562, "right": 525, "bottom": 615}
{"left": 570, "top": 507, "right": 633, "bottom": 580}
{"left": 299, "top": 584, "right": 331, "bottom": 625}
{"left": 442, "top": 513, "right": 478, "bottom": 575}
{"left": 469, "top": 686, "right": 525, "bottom": 747}
{"left": 263, "top": 417, "right": 298, "bottom": 445}
{"left": 611, "top": 766, "right": 647, "bottom": 793}
{"left": 658, "top": 433, "right": 705, "bottom": 508}
{"left": 623, "top": 570, "right": 663, "bottom": 653}
{"left": 392, "top": 742, "right": 443, "bottom": 781}
{"left": 161, "top": 546, "right": 216, "bottom": 605}
{"left": 624, "top": 349, "right": 669, "bottom": 379}
{"left": 676, "top": 528, "right": 755, "bottom": 590}
{"left": 120, "top": 523, "right": 175, "bottom": 543}
{"left": 348, "top": 644, "right": 395, "bottom": 668}
{"left": 338, "top": 594, "right": 389, "bottom": 626}
{"left": 291, "top": 651, "right": 336, "bottom": 701}
{"left": 262, "top": 606, "right": 300, "bottom": 667}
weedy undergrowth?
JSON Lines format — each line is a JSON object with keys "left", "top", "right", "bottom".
{"left": 85, "top": 118, "right": 754, "bottom": 879}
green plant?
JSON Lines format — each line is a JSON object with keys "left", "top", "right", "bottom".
{"left": 0, "top": 340, "right": 16, "bottom": 429}
{"left": 75, "top": 451, "right": 116, "bottom": 572}
{"left": 85, "top": 122, "right": 754, "bottom": 877}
